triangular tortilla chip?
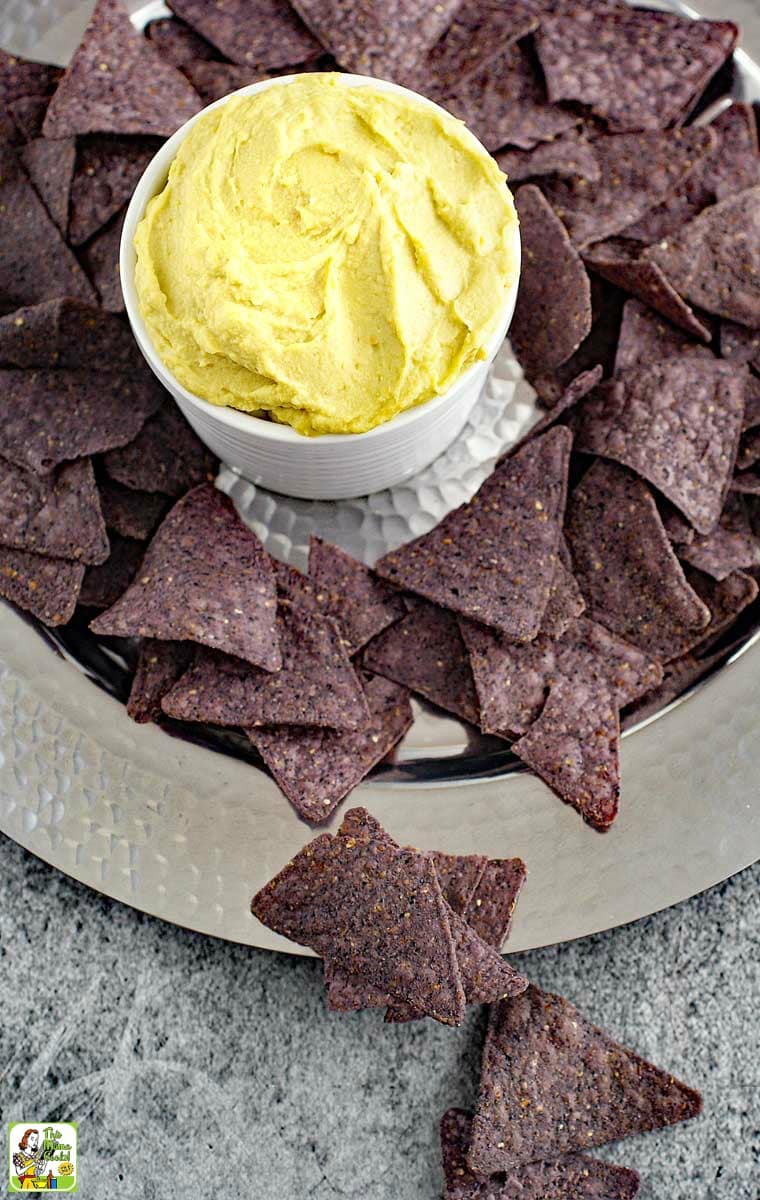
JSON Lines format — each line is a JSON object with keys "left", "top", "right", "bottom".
{"left": 441, "top": 1108, "right": 641, "bottom": 1200}
{"left": 362, "top": 600, "right": 480, "bottom": 725}
{"left": 170, "top": 0, "right": 322, "bottom": 71}
{"left": 248, "top": 675, "right": 412, "bottom": 822}
{"left": 90, "top": 483, "right": 281, "bottom": 670}
{"left": 0, "top": 298, "right": 137, "bottom": 369}
{"left": 68, "top": 134, "right": 158, "bottom": 245}
{"left": 102, "top": 400, "right": 217, "bottom": 497}
{"left": 574, "top": 358, "right": 746, "bottom": 534}
{"left": 251, "top": 810, "right": 466, "bottom": 1026}
{"left": 308, "top": 536, "right": 406, "bottom": 655}
{"left": 127, "top": 638, "right": 194, "bottom": 724}
{"left": 0, "top": 144, "right": 96, "bottom": 315}
{"left": 540, "top": 126, "right": 716, "bottom": 249}
{"left": 644, "top": 186, "right": 760, "bottom": 329}
{"left": 420, "top": 0, "right": 538, "bottom": 98}
{"left": 43, "top": 0, "right": 202, "bottom": 139}
{"left": 375, "top": 428, "right": 572, "bottom": 641}
{"left": 145, "top": 16, "right": 220, "bottom": 67}
{"left": 0, "top": 545, "right": 84, "bottom": 625}
{"left": 291, "top": 0, "right": 459, "bottom": 82}
{"left": 565, "top": 460, "right": 711, "bottom": 660}
{"left": 510, "top": 185, "right": 592, "bottom": 373}
{"left": 468, "top": 986, "right": 702, "bottom": 1176}
{"left": 431, "top": 852, "right": 488, "bottom": 916}
{"left": 0, "top": 456, "right": 108, "bottom": 564}
{"left": 0, "top": 366, "right": 164, "bottom": 475}
{"left": 536, "top": 8, "right": 737, "bottom": 132}
{"left": 538, "top": 537, "right": 586, "bottom": 640}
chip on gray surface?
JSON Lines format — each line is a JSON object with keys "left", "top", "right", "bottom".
{"left": 127, "top": 638, "right": 195, "bottom": 724}
{"left": 468, "top": 986, "right": 702, "bottom": 1176}
{"left": 0, "top": 545, "right": 84, "bottom": 626}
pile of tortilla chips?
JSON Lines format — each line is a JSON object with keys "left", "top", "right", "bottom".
{"left": 1, "top": 0, "right": 759, "bottom": 830}
{"left": 252, "top": 807, "right": 528, "bottom": 1026}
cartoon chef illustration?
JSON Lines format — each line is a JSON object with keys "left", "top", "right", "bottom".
{"left": 12, "top": 1128, "right": 49, "bottom": 1190}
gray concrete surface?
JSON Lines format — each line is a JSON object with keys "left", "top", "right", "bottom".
{"left": 1, "top": 836, "right": 758, "bottom": 1199}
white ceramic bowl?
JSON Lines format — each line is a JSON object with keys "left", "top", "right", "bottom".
{"left": 121, "top": 74, "right": 521, "bottom": 501}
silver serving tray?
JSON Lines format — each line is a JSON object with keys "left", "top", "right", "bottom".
{"left": 0, "top": 0, "right": 758, "bottom": 955}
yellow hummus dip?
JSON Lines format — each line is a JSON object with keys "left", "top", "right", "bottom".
{"left": 134, "top": 74, "right": 518, "bottom": 436}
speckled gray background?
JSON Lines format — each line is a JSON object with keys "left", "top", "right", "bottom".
{"left": 2, "top": 0, "right": 760, "bottom": 1197}
{"left": 1, "top": 838, "right": 759, "bottom": 1199}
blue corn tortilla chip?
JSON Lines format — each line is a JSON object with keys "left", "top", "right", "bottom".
{"left": 497, "top": 130, "right": 601, "bottom": 186}
{"left": 583, "top": 238, "right": 711, "bottom": 343}
{"left": 43, "top": 0, "right": 202, "bottom": 140}
{"left": 308, "top": 536, "right": 405, "bottom": 655}
{"left": 540, "top": 126, "right": 717, "bottom": 250}
{"left": 463, "top": 858, "right": 527, "bottom": 952}
{"left": 441, "top": 1109, "right": 641, "bottom": 1200}
{"left": 537, "top": 537, "right": 586, "bottom": 640}
{"left": 684, "top": 566, "right": 758, "bottom": 654}
{"left": 0, "top": 545, "right": 84, "bottom": 625}
{"left": 97, "top": 479, "right": 169, "bottom": 541}
{"left": 513, "top": 676, "right": 621, "bottom": 830}
{"left": 623, "top": 104, "right": 760, "bottom": 245}
{"left": 0, "top": 366, "right": 164, "bottom": 475}
{"left": 721, "top": 319, "right": 760, "bottom": 374}
{"left": 78, "top": 207, "right": 126, "bottom": 313}
{"left": 468, "top": 986, "right": 702, "bottom": 1177}
{"left": 291, "top": 0, "right": 458, "bottom": 82}
{"left": 0, "top": 298, "right": 138, "bottom": 370}
{"left": 90, "top": 483, "right": 281, "bottom": 670}
{"left": 102, "top": 400, "right": 217, "bottom": 497}
{"left": 127, "top": 638, "right": 195, "bottom": 724}
{"left": 644, "top": 186, "right": 760, "bottom": 330}
{"left": 0, "top": 143, "right": 96, "bottom": 315}
{"left": 440, "top": 43, "right": 578, "bottom": 154}
{"left": 460, "top": 615, "right": 661, "bottom": 742}
{"left": 535, "top": 8, "right": 737, "bottom": 134}
{"left": 0, "top": 456, "right": 108, "bottom": 564}
{"left": 145, "top": 17, "right": 221, "bottom": 66}
{"left": 252, "top": 809, "right": 467, "bottom": 1026}
{"left": 376, "top": 428, "right": 571, "bottom": 641}
{"left": 418, "top": 0, "right": 538, "bottom": 98}
{"left": 248, "top": 674, "right": 413, "bottom": 823}
{"left": 678, "top": 494, "right": 760, "bottom": 581}
{"left": 19, "top": 137, "right": 76, "bottom": 236}
{"left": 510, "top": 185, "right": 592, "bottom": 373}
{"left": 574, "top": 358, "right": 746, "bottom": 534}
{"left": 738, "top": 425, "right": 760, "bottom": 470}
{"left": 362, "top": 600, "right": 480, "bottom": 725}
{"left": 565, "top": 460, "right": 711, "bottom": 661}
{"left": 68, "top": 134, "right": 159, "bottom": 246}
{"left": 170, "top": 0, "right": 322, "bottom": 71}
{"left": 162, "top": 602, "right": 369, "bottom": 729}
{"left": 614, "top": 298, "right": 714, "bottom": 374}
{"left": 78, "top": 533, "right": 145, "bottom": 610}
{"left": 0, "top": 51, "right": 61, "bottom": 108}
